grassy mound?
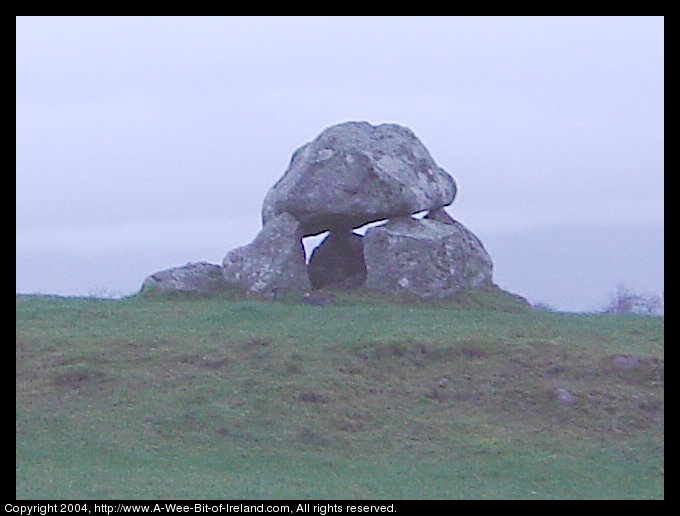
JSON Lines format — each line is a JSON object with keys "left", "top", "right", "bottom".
{"left": 16, "top": 292, "right": 663, "bottom": 499}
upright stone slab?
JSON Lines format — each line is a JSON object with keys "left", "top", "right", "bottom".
{"left": 222, "top": 213, "right": 310, "bottom": 298}
{"left": 308, "top": 230, "right": 366, "bottom": 289}
{"left": 363, "top": 217, "right": 493, "bottom": 298}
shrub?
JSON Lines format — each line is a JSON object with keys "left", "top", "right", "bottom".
{"left": 603, "top": 284, "right": 663, "bottom": 315}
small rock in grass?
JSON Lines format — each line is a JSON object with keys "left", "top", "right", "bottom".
{"left": 613, "top": 355, "right": 641, "bottom": 370}
{"left": 556, "top": 388, "right": 577, "bottom": 405}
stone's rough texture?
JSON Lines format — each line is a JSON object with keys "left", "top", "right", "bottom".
{"left": 262, "top": 121, "right": 457, "bottom": 236}
{"left": 363, "top": 217, "right": 493, "bottom": 298}
{"left": 424, "top": 207, "right": 456, "bottom": 225}
{"left": 222, "top": 213, "right": 311, "bottom": 297}
{"left": 142, "top": 262, "right": 225, "bottom": 294}
{"left": 308, "top": 230, "right": 367, "bottom": 290}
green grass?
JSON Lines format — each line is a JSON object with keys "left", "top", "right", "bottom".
{"left": 16, "top": 290, "right": 664, "bottom": 499}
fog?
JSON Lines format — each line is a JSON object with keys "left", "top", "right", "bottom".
{"left": 16, "top": 16, "right": 664, "bottom": 311}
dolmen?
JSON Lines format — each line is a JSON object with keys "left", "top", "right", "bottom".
{"left": 142, "top": 121, "right": 494, "bottom": 299}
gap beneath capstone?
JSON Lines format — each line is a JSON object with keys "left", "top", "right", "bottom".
{"left": 352, "top": 218, "right": 389, "bottom": 236}
{"left": 301, "top": 211, "right": 434, "bottom": 290}
{"left": 302, "top": 217, "right": 391, "bottom": 264}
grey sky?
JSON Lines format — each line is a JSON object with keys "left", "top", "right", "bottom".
{"left": 16, "top": 16, "right": 664, "bottom": 311}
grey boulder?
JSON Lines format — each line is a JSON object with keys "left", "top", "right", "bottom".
{"left": 141, "top": 261, "right": 225, "bottom": 294}
{"left": 222, "top": 212, "right": 311, "bottom": 298}
{"left": 556, "top": 388, "right": 578, "bottom": 406}
{"left": 262, "top": 121, "right": 457, "bottom": 236}
{"left": 363, "top": 216, "right": 493, "bottom": 298}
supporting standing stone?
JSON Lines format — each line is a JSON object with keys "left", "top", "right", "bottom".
{"left": 363, "top": 217, "right": 493, "bottom": 298}
{"left": 308, "top": 230, "right": 366, "bottom": 290}
{"left": 222, "top": 213, "right": 311, "bottom": 298}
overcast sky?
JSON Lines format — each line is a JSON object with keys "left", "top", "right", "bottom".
{"left": 16, "top": 16, "right": 664, "bottom": 311}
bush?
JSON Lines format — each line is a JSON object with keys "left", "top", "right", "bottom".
{"left": 603, "top": 284, "right": 663, "bottom": 315}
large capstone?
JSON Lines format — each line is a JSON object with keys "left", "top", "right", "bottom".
{"left": 222, "top": 213, "right": 311, "bottom": 298}
{"left": 363, "top": 216, "right": 493, "bottom": 298}
{"left": 308, "top": 230, "right": 366, "bottom": 290}
{"left": 262, "top": 121, "right": 457, "bottom": 236}
{"left": 141, "top": 262, "right": 225, "bottom": 294}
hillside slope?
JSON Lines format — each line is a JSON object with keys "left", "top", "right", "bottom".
{"left": 16, "top": 291, "right": 664, "bottom": 499}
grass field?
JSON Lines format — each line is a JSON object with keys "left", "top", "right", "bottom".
{"left": 16, "top": 289, "right": 664, "bottom": 499}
